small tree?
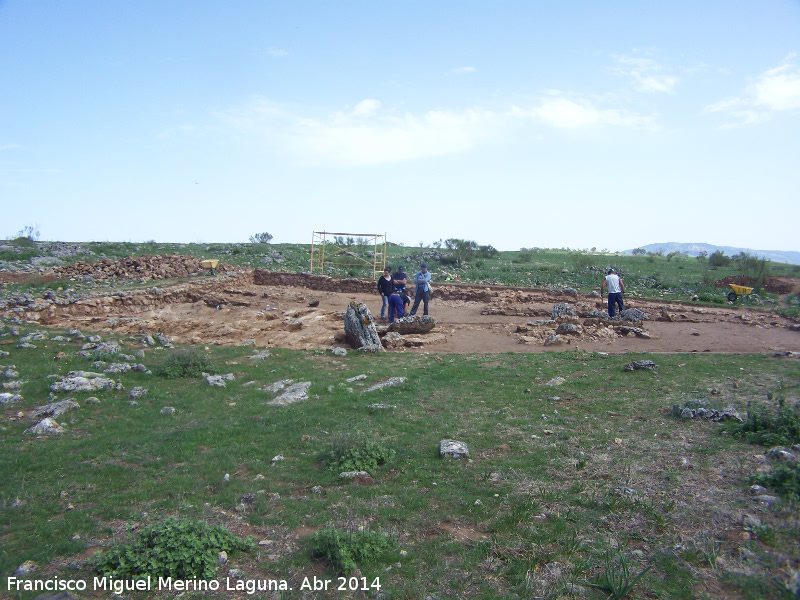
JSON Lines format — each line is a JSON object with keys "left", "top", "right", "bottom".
{"left": 632, "top": 248, "right": 647, "bottom": 256}
{"left": 444, "top": 239, "right": 478, "bottom": 265}
{"left": 249, "top": 232, "right": 273, "bottom": 244}
{"left": 709, "top": 250, "right": 731, "bottom": 268}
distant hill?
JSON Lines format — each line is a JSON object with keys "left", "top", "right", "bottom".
{"left": 623, "top": 243, "right": 800, "bottom": 266}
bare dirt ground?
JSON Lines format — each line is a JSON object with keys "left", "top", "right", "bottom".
{"left": 13, "top": 269, "right": 800, "bottom": 354}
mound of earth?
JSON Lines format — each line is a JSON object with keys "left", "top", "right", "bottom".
{"left": 714, "top": 276, "right": 796, "bottom": 295}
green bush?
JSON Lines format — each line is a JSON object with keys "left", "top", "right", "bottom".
{"left": 750, "top": 463, "right": 800, "bottom": 501}
{"left": 90, "top": 518, "right": 253, "bottom": 579}
{"left": 728, "top": 396, "right": 800, "bottom": 447}
{"left": 319, "top": 433, "right": 395, "bottom": 473}
{"left": 155, "top": 349, "right": 215, "bottom": 378}
{"left": 309, "top": 526, "right": 395, "bottom": 574}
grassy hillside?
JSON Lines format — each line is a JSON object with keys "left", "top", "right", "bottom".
{"left": 3, "top": 239, "right": 799, "bottom": 318}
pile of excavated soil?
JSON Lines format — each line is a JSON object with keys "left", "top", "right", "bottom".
{"left": 3, "top": 266, "right": 799, "bottom": 355}
{"left": 714, "top": 276, "right": 795, "bottom": 295}
{"left": 52, "top": 254, "right": 231, "bottom": 282}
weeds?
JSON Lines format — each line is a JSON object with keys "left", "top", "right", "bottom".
{"left": 309, "top": 526, "right": 395, "bottom": 574}
{"left": 318, "top": 432, "right": 395, "bottom": 473}
{"left": 155, "top": 348, "right": 215, "bottom": 378}
{"left": 90, "top": 517, "right": 254, "bottom": 579}
{"left": 589, "top": 548, "right": 653, "bottom": 599}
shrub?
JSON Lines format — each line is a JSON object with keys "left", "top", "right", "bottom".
{"left": 750, "top": 463, "right": 800, "bottom": 501}
{"left": 319, "top": 432, "right": 395, "bottom": 473}
{"left": 249, "top": 232, "right": 273, "bottom": 244}
{"left": 90, "top": 517, "right": 253, "bottom": 579}
{"left": 728, "top": 395, "right": 800, "bottom": 447}
{"left": 156, "top": 349, "right": 215, "bottom": 378}
{"left": 309, "top": 526, "right": 395, "bottom": 574}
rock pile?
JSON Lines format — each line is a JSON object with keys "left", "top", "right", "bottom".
{"left": 52, "top": 254, "right": 226, "bottom": 282}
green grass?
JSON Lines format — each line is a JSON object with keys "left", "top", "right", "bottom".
{"left": 1, "top": 325, "right": 799, "bottom": 599}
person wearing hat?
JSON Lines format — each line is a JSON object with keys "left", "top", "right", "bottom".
{"left": 392, "top": 265, "right": 410, "bottom": 313}
{"left": 410, "top": 263, "right": 432, "bottom": 316}
{"left": 601, "top": 268, "right": 625, "bottom": 317}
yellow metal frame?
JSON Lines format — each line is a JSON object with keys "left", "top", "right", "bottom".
{"left": 310, "top": 232, "right": 386, "bottom": 279}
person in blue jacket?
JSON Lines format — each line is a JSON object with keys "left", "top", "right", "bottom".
{"left": 409, "top": 263, "right": 432, "bottom": 316}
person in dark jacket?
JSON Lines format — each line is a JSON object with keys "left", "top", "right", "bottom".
{"left": 377, "top": 267, "right": 394, "bottom": 320}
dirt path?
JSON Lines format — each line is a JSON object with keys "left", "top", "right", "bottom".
{"left": 10, "top": 270, "right": 799, "bottom": 355}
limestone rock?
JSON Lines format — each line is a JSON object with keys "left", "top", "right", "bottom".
{"left": 31, "top": 399, "right": 80, "bottom": 420}
{"left": 268, "top": 382, "right": 312, "bottom": 405}
{"left": 25, "top": 418, "right": 65, "bottom": 435}
{"left": 344, "top": 301, "right": 384, "bottom": 351}
{"left": 440, "top": 439, "right": 469, "bottom": 458}
{"left": 388, "top": 315, "right": 436, "bottom": 334}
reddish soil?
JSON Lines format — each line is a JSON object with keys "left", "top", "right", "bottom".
{"left": 8, "top": 269, "right": 800, "bottom": 355}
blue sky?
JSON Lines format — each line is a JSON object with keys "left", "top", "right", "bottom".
{"left": 2, "top": 1, "right": 799, "bottom": 252}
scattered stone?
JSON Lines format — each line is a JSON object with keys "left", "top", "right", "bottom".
{"left": 205, "top": 373, "right": 234, "bottom": 387}
{"left": 129, "top": 387, "right": 148, "bottom": 399}
{"left": 268, "top": 382, "right": 312, "bottom": 405}
{"left": 545, "top": 377, "right": 566, "bottom": 386}
{"left": 562, "top": 287, "right": 578, "bottom": 298}
{"left": 440, "top": 439, "right": 469, "bottom": 458}
{"left": 543, "top": 334, "right": 563, "bottom": 346}
{"left": 552, "top": 303, "right": 577, "bottom": 320}
{"left": 615, "top": 326, "right": 650, "bottom": 339}
{"left": 363, "top": 377, "right": 407, "bottom": 393}
{"left": 263, "top": 379, "right": 294, "bottom": 393}
{"left": 346, "top": 374, "right": 368, "bottom": 383}
{"left": 555, "top": 323, "right": 581, "bottom": 336}
{"left": 330, "top": 347, "right": 347, "bottom": 357}
{"left": 0, "top": 392, "right": 23, "bottom": 406}
{"left": 25, "top": 418, "right": 65, "bottom": 435}
{"left": 624, "top": 360, "right": 657, "bottom": 371}
{"left": 367, "top": 404, "right": 396, "bottom": 410}
{"left": 248, "top": 350, "right": 271, "bottom": 360}
{"left": 14, "top": 560, "right": 37, "bottom": 576}
{"left": 619, "top": 308, "right": 647, "bottom": 322}
{"left": 160, "top": 406, "right": 177, "bottom": 414}
{"left": 50, "top": 374, "right": 122, "bottom": 392}
{"left": 2, "top": 366, "right": 20, "bottom": 378}
{"left": 84, "top": 396, "right": 101, "bottom": 405}
{"left": 31, "top": 399, "right": 80, "bottom": 420}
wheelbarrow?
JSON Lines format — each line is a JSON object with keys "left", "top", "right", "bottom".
{"left": 727, "top": 284, "right": 758, "bottom": 303}
{"left": 200, "top": 259, "right": 219, "bottom": 276}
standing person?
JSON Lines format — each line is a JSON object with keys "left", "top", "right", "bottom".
{"left": 410, "top": 263, "right": 432, "bottom": 316}
{"left": 387, "top": 292, "right": 406, "bottom": 322}
{"left": 601, "top": 268, "right": 625, "bottom": 317}
{"left": 392, "top": 265, "right": 410, "bottom": 313}
{"left": 377, "top": 267, "right": 394, "bottom": 320}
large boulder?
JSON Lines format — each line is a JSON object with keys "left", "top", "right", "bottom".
{"left": 344, "top": 302, "right": 384, "bottom": 352}
{"left": 388, "top": 315, "right": 436, "bottom": 334}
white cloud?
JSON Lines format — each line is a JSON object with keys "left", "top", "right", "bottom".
{"left": 452, "top": 66, "right": 476, "bottom": 75}
{"left": 266, "top": 47, "right": 288, "bottom": 58}
{"left": 512, "top": 96, "right": 660, "bottom": 131}
{"left": 214, "top": 94, "right": 658, "bottom": 166}
{"left": 613, "top": 55, "right": 678, "bottom": 94}
{"left": 351, "top": 99, "right": 382, "bottom": 117}
{"left": 752, "top": 62, "right": 800, "bottom": 110}
{"left": 706, "top": 56, "right": 800, "bottom": 126}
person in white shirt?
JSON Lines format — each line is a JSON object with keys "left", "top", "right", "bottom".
{"left": 601, "top": 268, "right": 625, "bottom": 317}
